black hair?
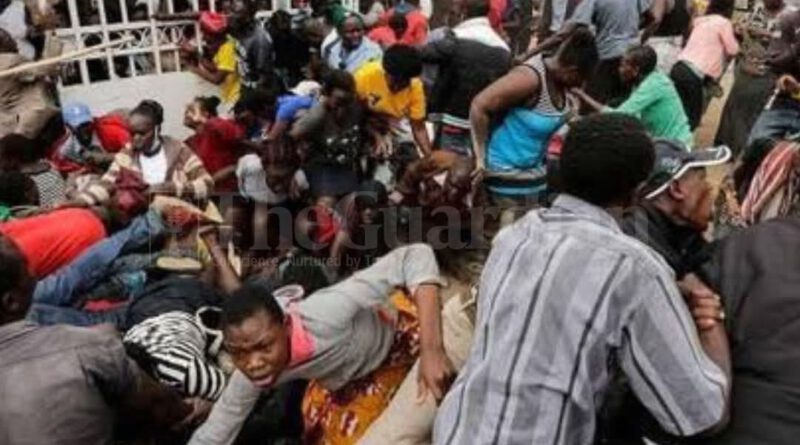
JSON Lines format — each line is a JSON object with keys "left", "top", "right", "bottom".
{"left": 706, "top": 0, "right": 735, "bottom": 18}
{"left": 234, "top": 89, "right": 277, "bottom": 115}
{"left": 36, "top": 113, "right": 66, "bottom": 150}
{"left": 131, "top": 99, "right": 165, "bottom": 126}
{"left": 232, "top": 0, "right": 256, "bottom": 17}
{"left": 338, "top": 11, "right": 365, "bottom": 31}
{"left": 556, "top": 26, "right": 599, "bottom": 81}
{"left": 0, "top": 28, "right": 16, "bottom": 54}
{"left": 0, "top": 171, "right": 36, "bottom": 206}
{"left": 195, "top": 95, "right": 221, "bottom": 117}
{"left": 269, "top": 9, "right": 292, "bottom": 33}
{"left": 0, "top": 133, "right": 42, "bottom": 165}
{"left": 321, "top": 69, "right": 356, "bottom": 95}
{"left": 388, "top": 12, "right": 409, "bottom": 31}
{"left": 280, "top": 255, "right": 335, "bottom": 295}
{"left": 0, "top": 237, "right": 26, "bottom": 299}
{"left": 464, "top": 0, "right": 490, "bottom": 18}
{"left": 222, "top": 281, "right": 285, "bottom": 327}
{"left": 626, "top": 45, "right": 657, "bottom": 77}
{"left": 383, "top": 45, "right": 423, "bottom": 81}
{"left": 354, "top": 179, "right": 388, "bottom": 210}
{"left": 560, "top": 113, "right": 654, "bottom": 207}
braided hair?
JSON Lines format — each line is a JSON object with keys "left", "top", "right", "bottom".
{"left": 131, "top": 100, "right": 165, "bottom": 127}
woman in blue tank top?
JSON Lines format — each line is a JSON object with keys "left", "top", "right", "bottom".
{"left": 471, "top": 28, "right": 599, "bottom": 207}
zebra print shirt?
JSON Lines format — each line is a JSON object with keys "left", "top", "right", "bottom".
{"left": 124, "top": 311, "right": 226, "bottom": 401}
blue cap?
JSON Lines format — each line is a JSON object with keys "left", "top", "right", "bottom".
{"left": 62, "top": 102, "right": 93, "bottom": 128}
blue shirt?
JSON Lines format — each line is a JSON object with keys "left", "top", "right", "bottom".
{"left": 324, "top": 37, "right": 383, "bottom": 74}
{"left": 276, "top": 95, "right": 315, "bottom": 122}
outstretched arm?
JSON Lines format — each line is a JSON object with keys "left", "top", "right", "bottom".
{"left": 307, "top": 244, "right": 454, "bottom": 401}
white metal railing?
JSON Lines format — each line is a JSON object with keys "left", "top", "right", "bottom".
{"left": 55, "top": 0, "right": 361, "bottom": 87}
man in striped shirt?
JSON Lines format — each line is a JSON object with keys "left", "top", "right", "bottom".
{"left": 434, "top": 114, "right": 731, "bottom": 445}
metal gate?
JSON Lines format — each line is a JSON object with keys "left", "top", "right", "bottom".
{"left": 54, "top": 0, "right": 358, "bottom": 136}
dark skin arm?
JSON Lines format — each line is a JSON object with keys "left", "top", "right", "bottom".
{"left": 470, "top": 66, "right": 540, "bottom": 180}
{"left": 641, "top": 0, "right": 667, "bottom": 43}
{"left": 677, "top": 273, "right": 732, "bottom": 432}
{"left": 211, "top": 165, "right": 237, "bottom": 186}
{"left": 570, "top": 87, "right": 607, "bottom": 112}
{"left": 266, "top": 119, "right": 291, "bottom": 141}
{"left": 188, "top": 61, "right": 228, "bottom": 85}
{"left": 518, "top": 23, "right": 578, "bottom": 62}
{"left": 121, "top": 366, "right": 193, "bottom": 429}
{"left": 199, "top": 227, "right": 242, "bottom": 294}
{"left": 415, "top": 283, "right": 455, "bottom": 403}
{"left": 411, "top": 119, "right": 432, "bottom": 156}
{"left": 329, "top": 230, "right": 351, "bottom": 274}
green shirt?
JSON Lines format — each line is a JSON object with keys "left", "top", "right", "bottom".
{"left": 611, "top": 71, "right": 694, "bottom": 148}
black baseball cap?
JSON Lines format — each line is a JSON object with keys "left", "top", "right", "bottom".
{"left": 641, "top": 139, "right": 731, "bottom": 200}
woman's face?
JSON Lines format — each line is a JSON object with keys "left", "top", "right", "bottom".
{"left": 183, "top": 101, "right": 208, "bottom": 129}
{"left": 129, "top": 114, "right": 157, "bottom": 152}
{"left": 341, "top": 17, "right": 364, "bottom": 49}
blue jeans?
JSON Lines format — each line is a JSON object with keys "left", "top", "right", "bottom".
{"left": 747, "top": 98, "right": 800, "bottom": 148}
{"left": 28, "top": 210, "right": 165, "bottom": 328}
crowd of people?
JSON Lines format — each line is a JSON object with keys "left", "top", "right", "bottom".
{"left": 2, "top": 0, "right": 800, "bottom": 444}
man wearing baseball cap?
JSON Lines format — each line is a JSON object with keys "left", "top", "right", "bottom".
{"left": 597, "top": 139, "right": 732, "bottom": 444}
{"left": 52, "top": 102, "right": 131, "bottom": 174}
{"left": 621, "top": 138, "right": 731, "bottom": 279}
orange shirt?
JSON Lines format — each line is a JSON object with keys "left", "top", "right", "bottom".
{"left": 0, "top": 208, "right": 106, "bottom": 278}
{"left": 382, "top": 8, "right": 429, "bottom": 46}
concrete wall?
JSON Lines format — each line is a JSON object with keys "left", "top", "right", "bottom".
{"left": 59, "top": 72, "right": 220, "bottom": 140}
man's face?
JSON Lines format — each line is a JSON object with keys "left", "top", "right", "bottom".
{"left": 129, "top": 114, "right": 156, "bottom": 153}
{"left": 74, "top": 122, "right": 94, "bottom": 146}
{"left": 385, "top": 72, "right": 410, "bottom": 93}
{"left": 224, "top": 310, "right": 290, "bottom": 388}
{"left": 392, "top": 23, "right": 408, "bottom": 39}
{"left": 341, "top": 18, "right": 364, "bottom": 50}
{"left": 327, "top": 87, "right": 353, "bottom": 111}
{"left": 444, "top": 168, "right": 472, "bottom": 206}
{"left": 0, "top": 240, "right": 35, "bottom": 324}
{"left": 229, "top": 0, "right": 253, "bottom": 34}
{"left": 674, "top": 168, "right": 714, "bottom": 231}
{"left": 263, "top": 164, "right": 293, "bottom": 194}
{"left": 618, "top": 54, "right": 639, "bottom": 85}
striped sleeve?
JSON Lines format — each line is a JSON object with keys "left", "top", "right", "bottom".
{"left": 77, "top": 155, "right": 127, "bottom": 205}
{"left": 176, "top": 151, "right": 213, "bottom": 200}
{"left": 619, "top": 269, "right": 728, "bottom": 436}
{"left": 124, "top": 313, "right": 226, "bottom": 400}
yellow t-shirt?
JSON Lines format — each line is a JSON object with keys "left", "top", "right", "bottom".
{"left": 213, "top": 37, "right": 241, "bottom": 106}
{"left": 354, "top": 61, "right": 426, "bottom": 121}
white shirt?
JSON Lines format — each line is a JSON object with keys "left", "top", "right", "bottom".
{"left": 236, "top": 154, "right": 308, "bottom": 204}
{"left": 139, "top": 147, "right": 168, "bottom": 185}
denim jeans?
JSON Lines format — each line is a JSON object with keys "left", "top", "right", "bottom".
{"left": 28, "top": 210, "right": 165, "bottom": 328}
{"left": 747, "top": 98, "right": 800, "bottom": 148}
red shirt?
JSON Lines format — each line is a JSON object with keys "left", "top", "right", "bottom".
{"left": 489, "top": 0, "right": 507, "bottom": 31}
{"left": 94, "top": 113, "right": 131, "bottom": 153}
{"left": 186, "top": 118, "right": 244, "bottom": 193}
{"left": 0, "top": 208, "right": 107, "bottom": 278}
{"left": 382, "top": 8, "right": 429, "bottom": 46}
{"left": 368, "top": 26, "right": 399, "bottom": 48}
